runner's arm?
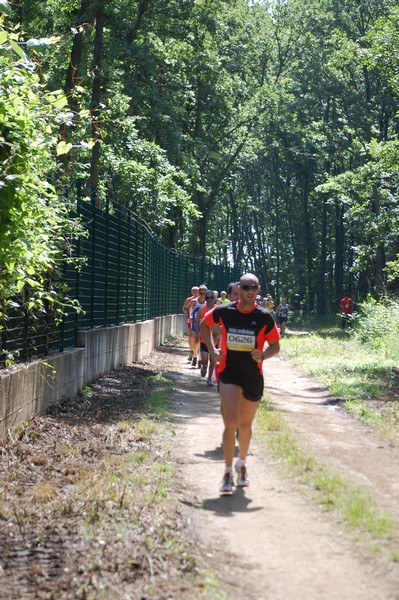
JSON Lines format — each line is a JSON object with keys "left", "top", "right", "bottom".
{"left": 251, "top": 340, "right": 280, "bottom": 363}
{"left": 200, "top": 316, "right": 222, "bottom": 362}
{"left": 182, "top": 298, "right": 190, "bottom": 313}
{"left": 194, "top": 309, "right": 202, "bottom": 336}
{"left": 187, "top": 298, "right": 195, "bottom": 318}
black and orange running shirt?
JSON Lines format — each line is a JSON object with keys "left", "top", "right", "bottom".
{"left": 203, "top": 300, "right": 280, "bottom": 379}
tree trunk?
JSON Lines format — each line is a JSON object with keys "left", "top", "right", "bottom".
{"left": 273, "top": 153, "right": 280, "bottom": 301}
{"left": 89, "top": 4, "right": 106, "bottom": 203}
{"left": 229, "top": 189, "right": 244, "bottom": 268}
{"left": 334, "top": 199, "right": 345, "bottom": 303}
{"left": 317, "top": 198, "right": 327, "bottom": 315}
{"left": 58, "top": 0, "right": 94, "bottom": 176}
{"left": 253, "top": 214, "right": 271, "bottom": 293}
{"left": 198, "top": 213, "right": 207, "bottom": 257}
{"left": 375, "top": 243, "right": 386, "bottom": 296}
{"left": 127, "top": 0, "right": 151, "bottom": 43}
{"left": 302, "top": 172, "right": 314, "bottom": 311}
{"left": 65, "top": 0, "right": 93, "bottom": 99}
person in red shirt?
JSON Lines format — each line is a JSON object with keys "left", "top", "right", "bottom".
{"left": 340, "top": 296, "right": 353, "bottom": 329}
{"left": 200, "top": 273, "right": 280, "bottom": 495}
{"left": 194, "top": 291, "right": 222, "bottom": 386}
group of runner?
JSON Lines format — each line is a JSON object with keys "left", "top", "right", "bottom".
{"left": 182, "top": 282, "right": 240, "bottom": 384}
{"left": 182, "top": 274, "right": 281, "bottom": 496}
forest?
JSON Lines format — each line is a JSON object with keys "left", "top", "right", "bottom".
{"left": 1, "top": 0, "right": 399, "bottom": 318}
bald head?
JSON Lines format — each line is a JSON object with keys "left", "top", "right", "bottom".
{"left": 239, "top": 273, "right": 259, "bottom": 286}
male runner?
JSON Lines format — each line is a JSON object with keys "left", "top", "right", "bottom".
{"left": 200, "top": 273, "right": 280, "bottom": 495}
{"left": 194, "top": 290, "right": 222, "bottom": 386}
{"left": 187, "top": 284, "right": 207, "bottom": 366}
{"left": 182, "top": 286, "right": 199, "bottom": 361}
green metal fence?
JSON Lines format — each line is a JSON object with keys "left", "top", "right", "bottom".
{"left": 1, "top": 185, "right": 240, "bottom": 365}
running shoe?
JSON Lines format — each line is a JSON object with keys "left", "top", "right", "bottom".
{"left": 200, "top": 364, "right": 207, "bottom": 377}
{"left": 206, "top": 378, "right": 214, "bottom": 387}
{"left": 219, "top": 472, "right": 234, "bottom": 495}
{"left": 235, "top": 464, "right": 249, "bottom": 487}
{"left": 191, "top": 356, "right": 197, "bottom": 366}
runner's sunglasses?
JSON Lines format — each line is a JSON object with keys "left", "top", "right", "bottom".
{"left": 240, "top": 284, "right": 259, "bottom": 291}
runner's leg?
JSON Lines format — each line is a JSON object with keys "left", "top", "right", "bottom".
{"left": 192, "top": 337, "right": 200, "bottom": 362}
{"left": 200, "top": 348, "right": 208, "bottom": 377}
{"left": 237, "top": 397, "right": 259, "bottom": 461}
{"left": 208, "top": 359, "right": 214, "bottom": 380}
{"left": 188, "top": 330, "right": 196, "bottom": 353}
{"left": 219, "top": 381, "right": 241, "bottom": 467}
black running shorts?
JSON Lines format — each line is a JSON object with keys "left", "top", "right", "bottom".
{"left": 218, "top": 372, "right": 264, "bottom": 402}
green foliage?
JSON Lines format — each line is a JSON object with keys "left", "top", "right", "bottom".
{"left": 98, "top": 95, "right": 199, "bottom": 231}
{"left": 386, "top": 256, "right": 399, "bottom": 284}
{"left": 4, "top": 0, "right": 399, "bottom": 321}
{"left": 352, "top": 296, "right": 399, "bottom": 358}
{"left": 0, "top": 18, "right": 81, "bottom": 324}
{"left": 283, "top": 308, "right": 399, "bottom": 435}
{"left": 317, "top": 137, "right": 399, "bottom": 287}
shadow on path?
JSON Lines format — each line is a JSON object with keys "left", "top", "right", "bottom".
{"left": 181, "top": 488, "right": 264, "bottom": 516}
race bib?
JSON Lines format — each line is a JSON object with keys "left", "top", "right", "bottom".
{"left": 227, "top": 327, "right": 256, "bottom": 351}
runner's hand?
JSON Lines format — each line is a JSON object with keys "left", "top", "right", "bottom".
{"left": 251, "top": 348, "right": 263, "bottom": 363}
{"left": 211, "top": 348, "right": 223, "bottom": 363}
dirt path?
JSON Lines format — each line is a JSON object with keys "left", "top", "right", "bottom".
{"left": 1, "top": 339, "right": 399, "bottom": 599}
{"left": 166, "top": 341, "right": 399, "bottom": 600}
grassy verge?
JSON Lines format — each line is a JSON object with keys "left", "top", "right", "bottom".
{"left": 283, "top": 322, "right": 399, "bottom": 439}
{"left": 256, "top": 398, "right": 399, "bottom": 562}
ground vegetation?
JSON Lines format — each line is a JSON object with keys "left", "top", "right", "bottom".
{"left": 284, "top": 300, "right": 399, "bottom": 438}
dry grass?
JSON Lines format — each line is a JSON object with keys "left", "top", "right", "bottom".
{"left": 0, "top": 356, "right": 214, "bottom": 600}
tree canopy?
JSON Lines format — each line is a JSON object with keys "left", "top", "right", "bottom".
{"left": 1, "top": 0, "right": 399, "bottom": 314}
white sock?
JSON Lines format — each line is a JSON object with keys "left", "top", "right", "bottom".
{"left": 224, "top": 466, "right": 233, "bottom": 474}
{"left": 236, "top": 458, "right": 246, "bottom": 468}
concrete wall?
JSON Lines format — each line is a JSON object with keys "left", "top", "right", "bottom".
{"left": 0, "top": 314, "right": 186, "bottom": 439}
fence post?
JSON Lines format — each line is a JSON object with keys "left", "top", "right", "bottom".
{"left": 90, "top": 189, "right": 97, "bottom": 329}
{"left": 125, "top": 209, "right": 131, "bottom": 321}
{"left": 134, "top": 217, "right": 139, "bottom": 321}
{"left": 74, "top": 183, "right": 82, "bottom": 345}
{"left": 104, "top": 196, "right": 110, "bottom": 327}
{"left": 117, "top": 203, "right": 122, "bottom": 324}
{"left": 22, "top": 307, "right": 29, "bottom": 362}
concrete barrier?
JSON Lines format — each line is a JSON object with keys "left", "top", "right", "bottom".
{"left": 0, "top": 348, "right": 85, "bottom": 439}
{"left": 0, "top": 314, "right": 186, "bottom": 439}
